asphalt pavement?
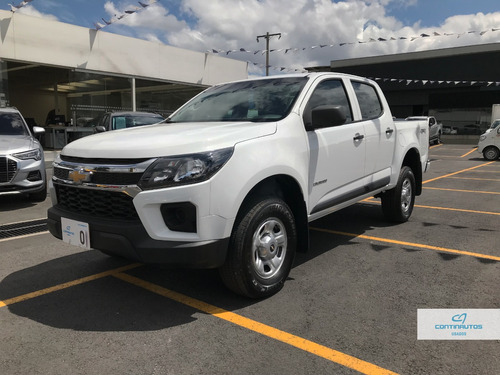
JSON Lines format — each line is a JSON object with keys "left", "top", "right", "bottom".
{"left": 0, "top": 144, "right": 498, "bottom": 375}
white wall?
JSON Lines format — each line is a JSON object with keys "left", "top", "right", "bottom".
{"left": 0, "top": 10, "right": 247, "bottom": 86}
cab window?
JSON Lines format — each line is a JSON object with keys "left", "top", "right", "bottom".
{"left": 303, "top": 79, "right": 353, "bottom": 128}
{"left": 352, "top": 82, "right": 383, "bottom": 120}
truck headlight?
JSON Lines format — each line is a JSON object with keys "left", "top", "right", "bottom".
{"left": 479, "top": 134, "right": 487, "bottom": 141}
{"left": 138, "top": 148, "right": 233, "bottom": 190}
{"left": 13, "top": 148, "right": 42, "bottom": 161}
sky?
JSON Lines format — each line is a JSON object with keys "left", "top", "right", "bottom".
{"left": 2, "top": 0, "right": 500, "bottom": 75}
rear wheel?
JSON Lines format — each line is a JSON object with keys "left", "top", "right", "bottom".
{"left": 434, "top": 131, "right": 441, "bottom": 145}
{"left": 381, "top": 166, "right": 415, "bottom": 223}
{"left": 483, "top": 146, "right": 499, "bottom": 161}
{"left": 219, "top": 197, "right": 296, "bottom": 298}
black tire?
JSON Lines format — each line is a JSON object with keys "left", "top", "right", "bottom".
{"left": 483, "top": 146, "right": 499, "bottom": 161}
{"left": 381, "top": 166, "right": 416, "bottom": 223}
{"left": 219, "top": 197, "right": 297, "bottom": 298}
{"left": 435, "top": 132, "right": 441, "bottom": 145}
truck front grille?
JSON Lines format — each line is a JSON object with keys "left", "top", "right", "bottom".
{"left": 55, "top": 184, "right": 139, "bottom": 221}
{"left": 54, "top": 166, "right": 143, "bottom": 185}
{"left": 0, "top": 157, "right": 17, "bottom": 183}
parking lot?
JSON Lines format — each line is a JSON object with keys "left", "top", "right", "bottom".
{"left": 0, "top": 144, "right": 498, "bottom": 375}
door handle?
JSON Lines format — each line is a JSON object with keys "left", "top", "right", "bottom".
{"left": 385, "top": 128, "right": 394, "bottom": 134}
{"left": 353, "top": 133, "right": 364, "bottom": 141}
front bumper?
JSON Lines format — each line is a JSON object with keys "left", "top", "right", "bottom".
{"left": 47, "top": 205, "right": 229, "bottom": 268}
{"left": 0, "top": 156, "right": 46, "bottom": 195}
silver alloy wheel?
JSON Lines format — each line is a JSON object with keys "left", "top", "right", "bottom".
{"left": 401, "top": 178, "right": 412, "bottom": 213}
{"left": 252, "top": 217, "right": 287, "bottom": 279}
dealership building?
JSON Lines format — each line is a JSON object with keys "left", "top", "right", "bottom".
{"left": 0, "top": 10, "right": 247, "bottom": 147}
{"left": 2, "top": 9, "right": 499, "bottom": 147}
{"left": 312, "top": 42, "right": 500, "bottom": 139}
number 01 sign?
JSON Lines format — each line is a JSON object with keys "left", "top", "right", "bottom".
{"left": 61, "top": 217, "right": 91, "bottom": 250}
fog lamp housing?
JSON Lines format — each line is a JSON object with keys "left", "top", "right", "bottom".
{"left": 160, "top": 202, "right": 197, "bottom": 233}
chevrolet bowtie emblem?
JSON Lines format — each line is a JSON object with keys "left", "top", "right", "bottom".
{"left": 68, "top": 168, "right": 92, "bottom": 184}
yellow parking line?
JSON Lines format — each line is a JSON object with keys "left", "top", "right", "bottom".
{"left": 429, "top": 144, "right": 443, "bottom": 149}
{"left": 428, "top": 155, "right": 462, "bottom": 158}
{"left": 0, "top": 262, "right": 397, "bottom": 374}
{"left": 113, "top": 272, "right": 398, "bottom": 375}
{"left": 448, "top": 177, "right": 500, "bottom": 182}
{"left": 414, "top": 204, "right": 500, "bottom": 216}
{"left": 460, "top": 148, "right": 477, "bottom": 158}
{"left": 425, "top": 162, "right": 495, "bottom": 183}
{"left": 467, "top": 170, "right": 500, "bottom": 173}
{"left": 423, "top": 187, "right": 500, "bottom": 195}
{"left": 362, "top": 199, "right": 499, "bottom": 216}
{"left": 0, "top": 263, "right": 141, "bottom": 308}
{"left": 310, "top": 228, "right": 500, "bottom": 262}
{"left": 423, "top": 162, "right": 495, "bottom": 184}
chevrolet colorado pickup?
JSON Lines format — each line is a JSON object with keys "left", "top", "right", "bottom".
{"left": 48, "top": 73, "right": 429, "bottom": 298}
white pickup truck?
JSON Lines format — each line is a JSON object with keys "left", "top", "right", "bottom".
{"left": 406, "top": 116, "right": 442, "bottom": 144}
{"left": 48, "top": 73, "right": 429, "bottom": 298}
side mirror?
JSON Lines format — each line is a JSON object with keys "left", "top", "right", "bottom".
{"left": 95, "top": 126, "right": 106, "bottom": 133}
{"left": 311, "top": 105, "right": 347, "bottom": 129}
{"left": 32, "top": 126, "right": 45, "bottom": 135}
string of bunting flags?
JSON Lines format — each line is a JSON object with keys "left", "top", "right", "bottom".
{"left": 247, "top": 60, "right": 307, "bottom": 74}
{"left": 369, "top": 77, "right": 500, "bottom": 87}
{"left": 93, "top": 0, "right": 158, "bottom": 30}
{"left": 8, "top": 0, "right": 34, "bottom": 12}
{"left": 208, "top": 27, "right": 500, "bottom": 56}
{"left": 245, "top": 62, "right": 500, "bottom": 86}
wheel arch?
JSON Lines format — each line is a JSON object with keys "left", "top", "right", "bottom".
{"left": 402, "top": 148, "right": 423, "bottom": 196}
{"left": 236, "top": 175, "right": 309, "bottom": 253}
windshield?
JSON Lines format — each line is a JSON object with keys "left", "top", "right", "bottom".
{"left": 111, "top": 114, "right": 164, "bottom": 130}
{"left": 490, "top": 120, "right": 500, "bottom": 130}
{"left": 0, "top": 113, "right": 29, "bottom": 136}
{"left": 169, "top": 77, "right": 308, "bottom": 123}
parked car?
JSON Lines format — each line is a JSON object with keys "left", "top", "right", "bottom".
{"left": 461, "top": 124, "right": 481, "bottom": 135}
{"left": 0, "top": 107, "right": 47, "bottom": 201}
{"left": 483, "top": 119, "right": 500, "bottom": 135}
{"left": 478, "top": 121, "right": 500, "bottom": 160}
{"left": 406, "top": 116, "right": 442, "bottom": 144}
{"left": 92, "top": 111, "right": 165, "bottom": 132}
{"left": 442, "top": 125, "right": 458, "bottom": 135}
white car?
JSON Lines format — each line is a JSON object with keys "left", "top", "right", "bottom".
{"left": 0, "top": 107, "right": 47, "bottom": 201}
{"left": 478, "top": 120, "right": 500, "bottom": 160}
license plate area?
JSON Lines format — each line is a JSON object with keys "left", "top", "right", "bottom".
{"left": 61, "top": 217, "right": 91, "bottom": 250}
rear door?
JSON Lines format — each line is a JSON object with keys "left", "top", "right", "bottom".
{"left": 351, "top": 80, "right": 395, "bottom": 183}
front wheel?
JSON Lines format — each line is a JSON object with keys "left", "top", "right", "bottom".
{"left": 219, "top": 197, "right": 297, "bottom": 298}
{"left": 381, "top": 166, "right": 416, "bottom": 223}
{"left": 483, "top": 146, "right": 499, "bottom": 161}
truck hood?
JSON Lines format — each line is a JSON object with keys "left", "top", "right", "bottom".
{"left": 0, "top": 135, "right": 40, "bottom": 155}
{"left": 61, "top": 121, "right": 277, "bottom": 159}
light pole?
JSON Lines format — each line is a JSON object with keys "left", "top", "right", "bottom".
{"left": 257, "top": 32, "right": 281, "bottom": 76}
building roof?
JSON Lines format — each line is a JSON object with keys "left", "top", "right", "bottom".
{"left": 327, "top": 42, "right": 500, "bottom": 82}
{"left": 0, "top": 10, "right": 247, "bottom": 86}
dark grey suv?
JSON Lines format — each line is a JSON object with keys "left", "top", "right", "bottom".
{"left": 0, "top": 107, "right": 46, "bottom": 201}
